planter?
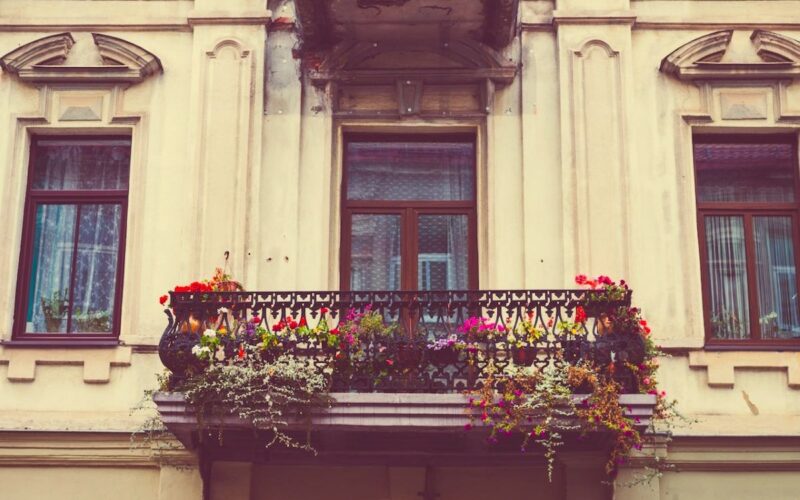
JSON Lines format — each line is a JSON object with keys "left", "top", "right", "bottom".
{"left": 158, "top": 329, "right": 207, "bottom": 385}
{"left": 511, "top": 346, "right": 538, "bottom": 366}
{"left": 561, "top": 338, "right": 585, "bottom": 364}
{"left": 44, "top": 316, "right": 65, "bottom": 333}
{"left": 428, "top": 346, "right": 461, "bottom": 365}
{"left": 394, "top": 342, "right": 424, "bottom": 370}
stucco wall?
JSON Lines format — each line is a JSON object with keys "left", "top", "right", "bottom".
{"left": 0, "top": 0, "right": 798, "bottom": 499}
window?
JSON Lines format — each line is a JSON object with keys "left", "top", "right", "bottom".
{"left": 341, "top": 134, "right": 477, "bottom": 291}
{"left": 694, "top": 135, "right": 800, "bottom": 345}
{"left": 13, "top": 137, "right": 131, "bottom": 340}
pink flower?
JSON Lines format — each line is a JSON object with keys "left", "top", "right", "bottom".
{"left": 575, "top": 274, "right": 587, "bottom": 285}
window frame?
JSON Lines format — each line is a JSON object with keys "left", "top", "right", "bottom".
{"left": 340, "top": 133, "right": 479, "bottom": 291}
{"left": 694, "top": 134, "right": 800, "bottom": 348}
{"left": 12, "top": 135, "right": 130, "bottom": 342}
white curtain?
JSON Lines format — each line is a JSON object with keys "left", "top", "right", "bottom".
{"left": 705, "top": 216, "right": 750, "bottom": 339}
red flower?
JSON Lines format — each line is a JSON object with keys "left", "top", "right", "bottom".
{"left": 272, "top": 321, "right": 285, "bottom": 332}
{"left": 575, "top": 306, "right": 587, "bottom": 324}
{"left": 320, "top": 307, "right": 329, "bottom": 314}
{"left": 575, "top": 274, "right": 587, "bottom": 285}
{"left": 598, "top": 275, "right": 613, "bottom": 286}
{"left": 330, "top": 328, "right": 340, "bottom": 336}
{"left": 237, "top": 345, "right": 245, "bottom": 359}
{"left": 299, "top": 317, "right": 307, "bottom": 327}
{"left": 251, "top": 316, "right": 261, "bottom": 324}
{"left": 386, "top": 359, "right": 394, "bottom": 366}
{"left": 289, "top": 321, "right": 298, "bottom": 329}
{"left": 159, "top": 295, "right": 168, "bottom": 305}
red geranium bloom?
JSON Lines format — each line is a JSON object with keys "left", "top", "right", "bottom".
{"left": 575, "top": 306, "right": 587, "bottom": 324}
{"left": 159, "top": 295, "right": 168, "bottom": 305}
{"left": 289, "top": 321, "right": 298, "bottom": 329}
{"left": 299, "top": 317, "right": 307, "bottom": 327}
{"left": 320, "top": 307, "right": 329, "bottom": 314}
{"left": 237, "top": 345, "right": 245, "bottom": 359}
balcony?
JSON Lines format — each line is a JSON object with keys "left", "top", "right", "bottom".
{"left": 154, "top": 288, "right": 657, "bottom": 456}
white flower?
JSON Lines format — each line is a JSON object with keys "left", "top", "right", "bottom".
{"left": 191, "top": 345, "right": 201, "bottom": 355}
{"left": 203, "top": 329, "right": 217, "bottom": 339}
{"left": 215, "top": 346, "right": 226, "bottom": 362}
{"left": 200, "top": 346, "right": 211, "bottom": 354}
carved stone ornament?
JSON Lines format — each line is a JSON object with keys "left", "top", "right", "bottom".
{"left": 660, "top": 30, "right": 800, "bottom": 81}
{"left": 0, "top": 32, "right": 163, "bottom": 84}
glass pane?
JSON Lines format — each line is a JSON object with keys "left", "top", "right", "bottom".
{"left": 349, "top": 214, "right": 401, "bottom": 290}
{"left": 694, "top": 141, "right": 795, "bottom": 203}
{"left": 31, "top": 139, "right": 131, "bottom": 190}
{"left": 25, "top": 204, "right": 77, "bottom": 333}
{"left": 705, "top": 216, "right": 751, "bottom": 339}
{"left": 70, "top": 204, "right": 122, "bottom": 333}
{"left": 417, "top": 215, "right": 470, "bottom": 290}
{"left": 346, "top": 140, "right": 475, "bottom": 201}
{"left": 753, "top": 217, "right": 800, "bottom": 339}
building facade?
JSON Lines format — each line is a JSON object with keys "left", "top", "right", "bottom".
{"left": 0, "top": 0, "right": 799, "bottom": 499}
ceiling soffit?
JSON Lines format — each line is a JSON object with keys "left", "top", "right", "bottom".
{"left": 294, "top": 0, "right": 519, "bottom": 51}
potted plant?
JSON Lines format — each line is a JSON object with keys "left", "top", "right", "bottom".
{"left": 507, "top": 313, "right": 545, "bottom": 366}
{"left": 426, "top": 334, "right": 466, "bottom": 365}
{"left": 40, "top": 289, "right": 69, "bottom": 332}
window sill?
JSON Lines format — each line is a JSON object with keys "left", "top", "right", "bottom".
{"left": 689, "top": 350, "right": 800, "bottom": 389}
{"left": 0, "top": 341, "right": 131, "bottom": 383}
{"left": 704, "top": 342, "right": 800, "bottom": 352}
{"left": 1, "top": 339, "right": 122, "bottom": 349}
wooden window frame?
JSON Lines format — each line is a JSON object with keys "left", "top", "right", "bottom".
{"left": 695, "top": 134, "right": 800, "bottom": 348}
{"left": 340, "top": 133, "right": 479, "bottom": 291}
{"left": 12, "top": 135, "right": 130, "bottom": 342}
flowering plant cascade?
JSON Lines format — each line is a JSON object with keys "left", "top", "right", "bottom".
{"left": 465, "top": 275, "right": 679, "bottom": 479}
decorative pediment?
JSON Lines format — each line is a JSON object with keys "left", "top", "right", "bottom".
{"left": 1, "top": 32, "right": 162, "bottom": 84}
{"left": 310, "top": 39, "right": 517, "bottom": 86}
{"left": 660, "top": 30, "right": 800, "bottom": 81}
{"left": 308, "top": 39, "right": 516, "bottom": 117}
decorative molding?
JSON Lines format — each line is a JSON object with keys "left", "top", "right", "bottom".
{"left": 309, "top": 40, "right": 517, "bottom": 87}
{"left": 0, "top": 432, "right": 196, "bottom": 468}
{"left": 689, "top": 351, "right": 800, "bottom": 389}
{"left": 192, "top": 38, "right": 254, "bottom": 281}
{"left": 91, "top": 33, "right": 162, "bottom": 78}
{"left": 660, "top": 30, "right": 733, "bottom": 76}
{"left": 661, "top": 30, "right": 800, "bottom": 81}
{"left": 154, "top": 392, "right": 656, "bottom": 451}
{"left": 0, "top": 346, "right": 132, "bottom": 383}
{"left": 751, "top": 30, "right": 800, "bottom": 62}
{"left": 0, "top": 32, "right": 75, "bottom": 72}
{"left": 563, "top": 39, "right": 630, "bottom": 279}
{"left": 309, "top": 40, "right": 516, "bottom": 117}
{"left": 186, "top": 10, "right": 271, "bottom": 27}
{"left": 0, "top": 32, "right": 163, "bottom": 84}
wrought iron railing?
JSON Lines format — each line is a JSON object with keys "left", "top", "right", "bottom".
{"left": 159, "top": 289, "right": 643, "bottom": 393}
